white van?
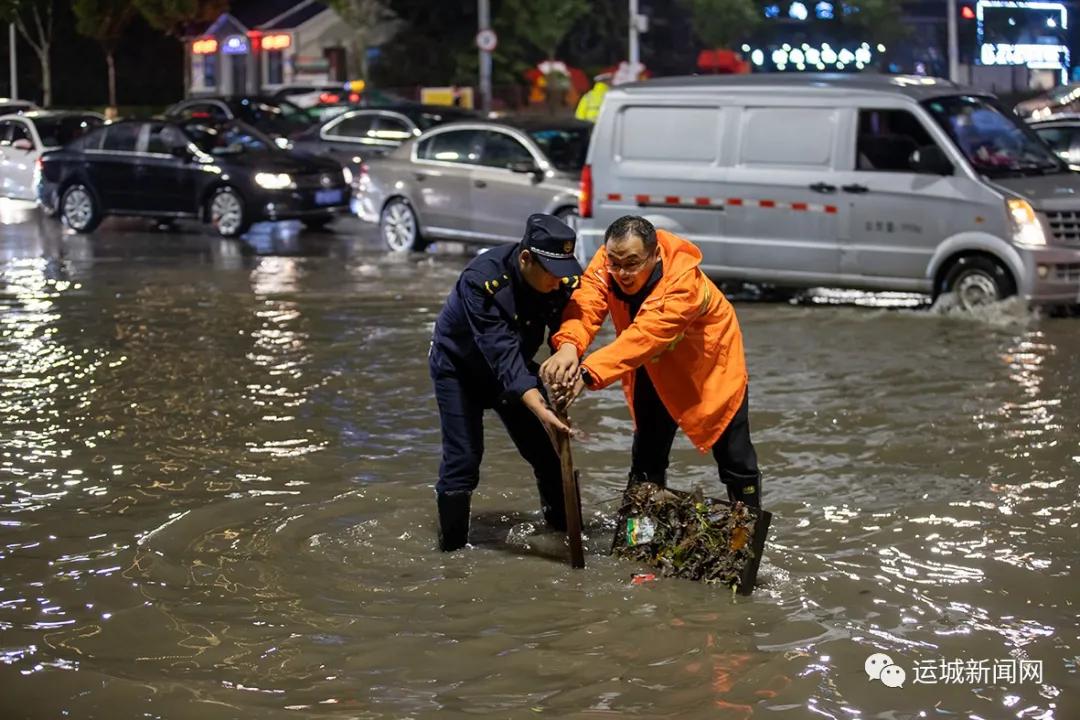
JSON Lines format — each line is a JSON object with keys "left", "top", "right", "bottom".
{"left": 576, "top": 74, "right": 1080, "bottom": 308}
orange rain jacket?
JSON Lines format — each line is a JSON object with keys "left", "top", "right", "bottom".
{"left": 551, "top": 230, "right": 748, "bottom": 452}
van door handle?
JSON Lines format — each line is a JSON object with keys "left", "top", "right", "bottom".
{"left": 413, "top": 173, "right": 426, "bottom": 182}
{"left": 809, "top": 182, "right": 837, "bottom": 193}
{"left": 842, "top": 184, "right": 869, "bottom": 194}
{"left": 474, "top": 179, "right": 487, "bottom": 188}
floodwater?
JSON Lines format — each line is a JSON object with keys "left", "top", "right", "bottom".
{"left": 1, "top": 203, "right": 1078, "bottom": 719}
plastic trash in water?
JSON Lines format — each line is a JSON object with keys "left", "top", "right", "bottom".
{"left": 626, "top": 516, "right": 656, "bottom": 546}
{"left": 631, "top": 573, "right": 657, "bottom": 585}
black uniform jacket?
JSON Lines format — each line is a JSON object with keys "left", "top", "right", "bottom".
{"left": 431, "top": 243, "right": 579, "bottom": 401}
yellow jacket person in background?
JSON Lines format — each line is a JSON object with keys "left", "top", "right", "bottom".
{"left": 574, "top": 72, "right": 611, "bottom": 122}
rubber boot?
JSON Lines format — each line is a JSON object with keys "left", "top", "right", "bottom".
{"left": 626, "top": 469, "right": 667, "bottom": 490}
{"left": 537, "top": 476, "right": 567, "bottom": 532}
{"left": 437, "top": 490, "right": 472, "bottom": 551}
{"left": 724, "top": 474, "right": 761, "bottom": 508}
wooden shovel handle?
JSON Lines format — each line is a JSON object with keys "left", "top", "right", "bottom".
{"left": 556, "top": 413, "right": 585, "bottom": 569}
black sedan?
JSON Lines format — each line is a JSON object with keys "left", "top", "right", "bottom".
{"left": 37, "top": 119, "right": 352, "bottom": 237}
{"left": 165, "top": 96, "right": 315, "bottom": 144}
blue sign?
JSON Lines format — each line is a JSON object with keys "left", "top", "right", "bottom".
{"left": 223, "top": 35, "right": 248, "bottom": 55}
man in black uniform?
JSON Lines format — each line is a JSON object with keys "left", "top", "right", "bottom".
{"left": 430, "top": 213, "right": 583, "bottom": 551}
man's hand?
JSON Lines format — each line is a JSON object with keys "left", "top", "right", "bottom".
{"left": 560, "top": 376, "right": 586, "bottom": 410}
{"left": 522, "top": 388, "right": 571, "bottom": 445}
{"left": 540, "top": 344, "right": 580, "bottom": 388}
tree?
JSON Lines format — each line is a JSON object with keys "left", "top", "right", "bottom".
{"left": 133, "top": 0, "right": 225, "bottom": 37}
{"left": 325, "top": 0, "right": 400, "bottom": 82}
{"left": 0, "top": 0, "right": 55, "bottom": 105}
{"left": 492, "top": 0, "right": 590, "bottom": 111}
{"left": 134, "top": 0, "right": 225, "bottom": 95}
{"left": 500, "top": 0, "right": 590, "bottom": 63}
{"left": 73, "top": 0, "right": 136, "bottom": 108}
{"left": 681, "top": 0, "right": 760, "bottom": 49}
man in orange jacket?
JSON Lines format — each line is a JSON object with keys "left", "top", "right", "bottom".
{"left": 541, "top": 215, "right": 761, "bottom": 506}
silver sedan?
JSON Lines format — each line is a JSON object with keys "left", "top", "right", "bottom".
{"left": 356, "top": 118, "right": 590, "bottom": 251}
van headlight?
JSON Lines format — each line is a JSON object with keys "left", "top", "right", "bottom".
{"left": 1006, "top": 198, "right": 1047, "bottom": 247}
{"left": 342, "top": 166, "right": 353, "bottom": 185}
{"left": 255, "top": 172, "right": 294, "bottom": 190}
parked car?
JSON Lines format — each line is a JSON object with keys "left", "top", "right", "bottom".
{"left": 291, "top": 104, "right": 479, "bottom": 167}
{"left": 38, "top": 118, "right": 352, "bottom": 237}
{"left": 1014, "top": 83, "right": 1080, "bottom": 121}
{"left": 1027, "top": 116, "right": 1080, "bottom": 168}
{"left": 164, "top": 96, "right": 315, "bottom": 145}
{"left": 1, "top": 111, "right": 105, "bottom": 201}
{"left": 0, "top": 98, "right": 39, "bottom": 116}
{"left": 577, "top": 74, "right": 1080, "bottom": 309}
{"left": 357, "top": 117, "right": 591, "bottom": 252}
{"left": 271, "top": 84, "right": 354, "bottom": 109}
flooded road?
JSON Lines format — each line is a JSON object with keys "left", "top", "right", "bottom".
{"left": 1, "top": 203, "right": 1078, "bottom": 719}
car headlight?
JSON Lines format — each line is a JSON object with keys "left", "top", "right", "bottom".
{"left": 1006, "top": 198, "right": 1046, "bottom": 247}
{"left": 342, "top": 166, "right": 353, "bottom": 185}
{"left": 255, "top": 172, "right": 294, "bottom": 190}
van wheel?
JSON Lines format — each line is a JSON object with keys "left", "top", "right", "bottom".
{"left": 941, "top": 256, "right": 1016, "bottom": 309}
{"left": 61, "top": 184, "right": 102, "bottom": 233}
{"left": 381, "top": 198, "right": 426, "bottom": 252}
{"left": 207, "top": 186, "right": 250, "bottom": 238}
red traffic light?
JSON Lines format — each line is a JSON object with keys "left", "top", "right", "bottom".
{"left": 961, "top": 5, "right": 975, "bottom": 20}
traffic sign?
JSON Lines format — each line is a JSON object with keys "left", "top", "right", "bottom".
{"left": 476, "top": 29, "right": 497, "bottom": 53}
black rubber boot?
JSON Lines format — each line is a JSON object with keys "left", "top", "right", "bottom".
{"left": 724, "top": 474, "right": 761, "bottom": 508}
{"left": 537, "top": 477, "right": 567, "bottom": 532}
{"left": 626, "top": 469, "right": 667, "bottom": 490}
{"left": 437, "top": 490, "right": 472, "bottom": 551}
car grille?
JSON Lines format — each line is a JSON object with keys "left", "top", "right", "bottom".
{"left": 1054, "top": 262, "right": 1080, "bottom": 282}
{"left": 1043, "top": 210, "right": 1080, "bottom": 246}
{"left": 294, "top": 171, "right": 342, "bottom": 190}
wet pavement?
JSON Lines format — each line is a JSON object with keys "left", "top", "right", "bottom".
{"left": 0, "top": 201, "right": 1078, "bottom": 719}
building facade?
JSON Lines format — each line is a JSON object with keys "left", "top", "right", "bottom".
{"left": 183, "top": 0, "right": 366, "bottom": 97}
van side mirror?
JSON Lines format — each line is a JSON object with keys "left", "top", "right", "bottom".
{"left": 170, "top": 145, "right": 191, "bottom": 160}
{"left": 12, "top": 138, "right": 33, "bottom": 152}
{"left": 910, "top": 145, "right": 953, "bottom": 175}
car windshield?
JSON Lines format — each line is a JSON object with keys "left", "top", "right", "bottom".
{"left": 923, "top": 95, "right": 1065, "bottom": 176}
{"left": 181, "top": 120, "right": 277, "bottom": 155}
{"left": 34, "top": 115, "right": 104, "bottom": 147}
{"left": 526, "top": 126, "right": 591, "bottom": 172}
{"left": 236, "top": 99, "right": 313, "bottom": 133}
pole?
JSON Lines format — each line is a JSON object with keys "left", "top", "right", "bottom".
{"left": 478, "top": 0, "right": 492, "bottom": 113}
{"left": 8, "top": 24, "right": 17, "bottom": 99}
{"left": 628, "top": 0, "right": 640, "bottom": 68}
{"left": 947, "top": 0, "right": 959, "bottom": 83}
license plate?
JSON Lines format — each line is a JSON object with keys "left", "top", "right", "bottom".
{"left": 315, "top": 188, "right": 343, "bottom": 206}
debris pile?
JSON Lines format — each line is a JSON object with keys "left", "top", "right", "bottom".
{"left": 612, "top": 482, "right": 769, "bottom": 592}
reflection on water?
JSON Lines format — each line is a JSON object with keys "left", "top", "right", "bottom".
{"left": 0, "top": 216, "right": 1077, "bottom": 718}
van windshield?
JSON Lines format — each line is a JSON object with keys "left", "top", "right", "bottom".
{"left": 922, "top": 95, "right": 1066, "bottom": 176}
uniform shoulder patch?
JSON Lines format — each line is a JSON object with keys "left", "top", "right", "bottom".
{"left": 484, "top": 273, "right": 511, "bottom": 296}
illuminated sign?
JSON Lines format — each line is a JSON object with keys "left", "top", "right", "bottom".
{"left": 750, "top": 42, "right": 878, "bottom": 71}
{"left": 223, "top": 35, "right": 248, "bottom": 55}
{"left": 980, "top": 42, "right": 1068, "bottom": 67}
{"left": 975, "top": 1, "right": 1069, "bottom": 78}
{"left": 262, "top": 33, "right": 291, "bottom": 51}
{"left": 192, "top": 38, "right": 218, "bottom": 55}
